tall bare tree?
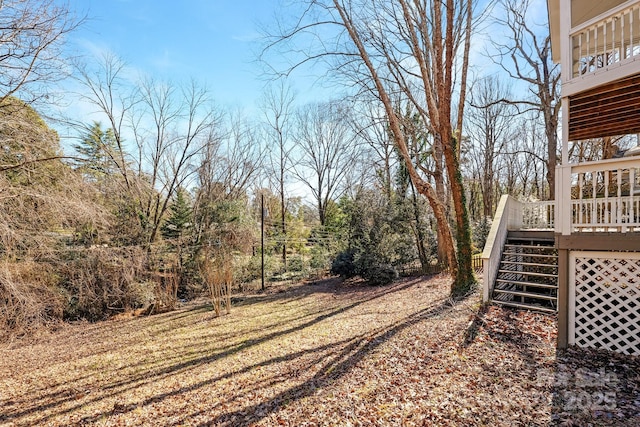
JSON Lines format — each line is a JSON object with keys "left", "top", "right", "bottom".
{"left": 192, "top": 112, "right": 262, "bottom": 284}
{"left": 492, "top": 0, "right": 561, "bottom": 199}
{"left": 265, "top": 0, "right": 477, "bottom": 294}
{"left": 193, "top": 111, "right": 263, "bottom": 236}
{"left": 0, "top": 0, "right": 81, "bottom": 107}
{"left": 293, "top": 100, "right": 358, "bottom": 226}
{"left": 354, "top": 100, "right": 397, "bottom": 201}
{"left": 467, "top": 76, "right": 516, "bottom": 217}
{"left": 74, "top": 54, "right": 218, "bottom": 245}
{"left": 260, "top": 81, "right": 296, "bottom": 268}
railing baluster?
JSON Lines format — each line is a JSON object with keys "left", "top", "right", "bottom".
{"left": 632, "top": 168, "right": 638, "bottom": 224}
{"left": 592, "top": 172, "right": 598, "bottom": 226}
{"left": 620, "top": 13, "right": 627, "bottom": 60}
{"left": 617, "top": 168, "right": 623, "bottom": 230}
{"left": 612, "top": 17, "right": 616, "bottom": 63}
{"left": 632, "top": 8, "right": 635, "bottom": 57}
{"left": 579, "top": 172, "right": 584, "bottom": 224}
{"left": 595, "top": 24, "right": 599, "bottom": 70}
{"left": 604, "top": 19, "right": 607, "bottom": 66}
{"left": 605, "top": 171, "right": 610, "bottom": 225}
{"left": 587, "top": 29, "right": 591, "bottom": 72}
{"left": 578, "top": 33, "right": 583, "bottom": 76}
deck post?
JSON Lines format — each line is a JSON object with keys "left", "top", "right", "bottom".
{"left": 555, "top": 165, "right": 572, "bottom": 235}
{"left": 556, "top": 247, "right": 570, "bottom": 349}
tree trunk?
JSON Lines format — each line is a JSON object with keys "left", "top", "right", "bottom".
{"left": 545, "top": 112, "right": 557, "bottom": 200}
{"left": 281, "top": 168, "right": 287, "bottom": 270}
{"left": 443, "top": 133, "right": 475, "bottom": 296}
{"left": 409, "top": 180, "right": 429, "bottom": 269}
{"left": 433, "top": 135, "right": 449, "bottom": 268}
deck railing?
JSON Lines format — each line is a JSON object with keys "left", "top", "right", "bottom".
{"left": 570, "top": 1, "right": 640, "bottom": 79}
{"left": 522, "top": 200, "right": 555, "bottom": 230}
{"left": 483, "top": 157, "right": 640, "bottom": 300}
{"left": 556, "top": 156, "right": 640, "bottom": 234}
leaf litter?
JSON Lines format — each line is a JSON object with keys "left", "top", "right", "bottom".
{"left": 0, "top": 275, "right": 638, "bottom": 426}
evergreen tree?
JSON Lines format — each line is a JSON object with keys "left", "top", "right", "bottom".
{"left": 161, "top": 189, "right": 193, "bottom": 240}
{"left": 73, "top": 121, "right": 118, "bottom": 179}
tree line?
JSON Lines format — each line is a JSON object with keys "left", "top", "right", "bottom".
{"left": 2, "top": 0, "right": 631, "bottom": 338}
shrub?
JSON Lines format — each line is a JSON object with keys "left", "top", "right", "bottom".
{"left": 309, "top": 245, "right": 332, "bottom": 272}
{"left": 60, "top": 247, "right": 151, "bottom": 321}
{"left": 287, "top": 255, "right": 306, "bottom": 273}
{"left": 235, "top": 254, "right": 278, "bottom": 285}
{"left": 363, "top": 264, "right": 398, "bottom": 286}
{"left": 331, "top": 249, "right": 356, "bottom": 277}
{"left": 0, "top": 262, "right": 65, "bottom": 340}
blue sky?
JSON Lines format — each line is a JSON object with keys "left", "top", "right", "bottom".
{"left": 61, "top": 0, "right": 298, "bottom": 108}
{"left": 58, "top": 0, "right": 548, "bottom": 110}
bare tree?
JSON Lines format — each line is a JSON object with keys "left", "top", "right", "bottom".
{"left": 260, "top": 81, "right": 296, "bottom": 268}
{"left": 492, "top": 113, "right": 549, "bottom": 200}
{"left": 515, "top": 116, "right": 548, "bottom": 199}
{"left": 0, "top": 0, "right": 82, "bottom": 107}
{"left": 466, "top": 76, "right": 516, "bottom": 217}
{"left": 492, "top": 0, "right": 561, "bottom": 199}
{"left": 353, "top": 100, "right": 397, "bottom": 200}
{"left": 193, "top": 113, "right": 262, "bottom": 298}
{"left": 137, "top": 78, "right": 217, "bottom": 243}
{"left": 73, "top": 54, "right": 137, "bottom": 192}
{"left": 293, "top": 100, "right": 358, "bottom": 226}
{"left": 198, "top": 112, "right": 262, "bottom": 201}
{"left": 265, "top": 0, "right": 477, "bottom": 294}
{"left": 193, "top": 111, "right": 263, "bottom": 238}
{"left": 74, "top": 54, "right": 218, "bottom": 245}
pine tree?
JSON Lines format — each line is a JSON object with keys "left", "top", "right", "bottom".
{"left": 73, "top": 121, "right": 118, "bottom": 179}
{"left": 161, "top": 189, "right": 193, "bottom": 240}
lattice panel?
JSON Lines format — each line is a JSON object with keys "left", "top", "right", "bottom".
{"left": 572, "top": 254, "right": 640, "bottom": 355}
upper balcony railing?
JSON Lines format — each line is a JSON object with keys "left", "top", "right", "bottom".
{"left": 570, "top": 1, "right": 640, "bottom": 80}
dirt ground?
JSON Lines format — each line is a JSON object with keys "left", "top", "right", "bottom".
{"left": 0, "top": 275, "right": 638, "bottom": 426}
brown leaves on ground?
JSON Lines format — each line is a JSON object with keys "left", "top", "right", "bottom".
{"left": 0, "top": 275, "right": 638, "bottom": 426}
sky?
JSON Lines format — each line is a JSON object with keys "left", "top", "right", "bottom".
{"left": 56, "top": 0, "right": 553, "bottom": 113}
{"left": 59, "top": 0, "right": 306, "bottom": 109}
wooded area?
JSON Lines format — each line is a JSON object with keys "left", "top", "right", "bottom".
{"left": 3, "top": 1, "right": 640, "bottom": 425}
{"left": 1, "top": 0, "right": 635, "bottom": 339}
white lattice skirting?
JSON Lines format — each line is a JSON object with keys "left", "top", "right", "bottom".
{"left": 569, "top": 251, "right": 640, "bottom": 355}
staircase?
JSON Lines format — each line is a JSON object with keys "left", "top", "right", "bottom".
{"left": 491, "top": 231, "right": 558, "bottom": 313}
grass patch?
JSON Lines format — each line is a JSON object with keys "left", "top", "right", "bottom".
{"left": 0, "top": 275, "right": 637, "bottom": 426}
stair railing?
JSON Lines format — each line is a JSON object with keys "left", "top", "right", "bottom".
{"left": 481, "top": 195, "right": 523, "bottom": 302}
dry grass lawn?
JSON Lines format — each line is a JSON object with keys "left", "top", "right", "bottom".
{"left": 0, "top": 275, "right": 638, "bottom": 426}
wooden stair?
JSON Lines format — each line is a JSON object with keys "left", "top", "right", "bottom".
{"left": 491, "top": 231, "right": 558, "bottom": 313}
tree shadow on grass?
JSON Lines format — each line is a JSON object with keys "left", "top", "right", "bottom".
{"left": 2, "top": 276, "right": 439, "bottom": 426}
{"left": 179, "top": 297, "right": 457, "bottom": 426}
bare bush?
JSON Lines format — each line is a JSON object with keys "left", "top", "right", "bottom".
{"left": 200, "top": 255, "right": 232, "bottom": 317}
{"left": 60, "top": 247, "right": 152, "bottom": 321}
{"left": 0, "top": 262, "right": 64, "bottom": 340}
{"left": 148, "top": 266, "right": 179, "bottom": 313}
